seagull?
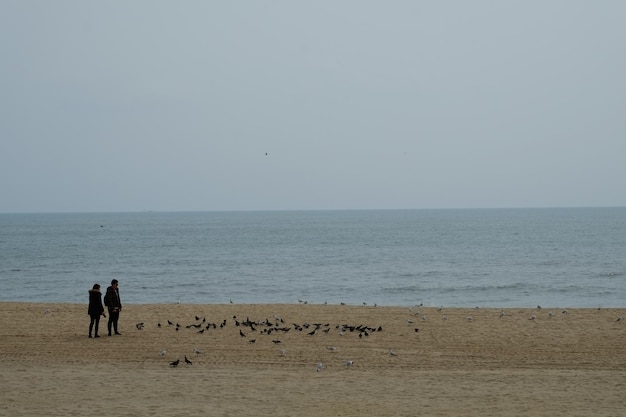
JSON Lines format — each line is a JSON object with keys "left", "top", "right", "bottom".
{"left": 279, "top": 349, "right": 286, "bottom": 356}
{"left": 193, "top": 347, "right": 202, "bottom": 355}
{"left": 326, "top": 346, "right": 337, "bottom": 352}
{"left": 316, "top": 362, "right": 323, "bottom": 372}
{"left": 169, "top": 359, "right": 180, "bottom": 367}
{"left": 159, "top": 349, "right": 167, "bottom": 356}
{"left": 616, "top": 316, "right": 624, "bottom": 322}
{"left": 466, "top": 316, "right": 474, "bottom": 321}
{"left": 389, "top": 349, "right": 397, "bottom": 357}
{"left": 529, "top": 315, "right": 537, "bottom": 321}
{"left": 549, "top": 311, "right": 555, "bottom": 318}
{"left": 345, "top": 360, "right": 353, "bottom": 367}
{"left": 184, "top": 356, "right": 192, "bottom": 365}
{"left": 499, "top": 310, "right": 505, "bottom": 318}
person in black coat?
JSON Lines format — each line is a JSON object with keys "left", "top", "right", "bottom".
{"left": 88, "top": 283, "right": 105, "bottom": 338}
{"left": 104, "top": 279, "right": 122, "bottom": 336}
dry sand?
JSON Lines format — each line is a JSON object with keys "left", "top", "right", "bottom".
{"left": 1, "top": 302, "right": 625, "bottom": 416}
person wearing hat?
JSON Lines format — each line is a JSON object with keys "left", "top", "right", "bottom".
{"left": 104, "top": 279, "right": 122, "bottom": 336}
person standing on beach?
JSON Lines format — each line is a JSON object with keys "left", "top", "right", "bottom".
{"left": 104, "top": 279, "right": 122, "bottom": 336}
{"left": 88, "top": 283, "right": 106, "bottom": 338}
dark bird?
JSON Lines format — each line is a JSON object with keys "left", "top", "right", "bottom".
{"left": 272, "top": 339, "right": 281, "bottom": 344}
{"left": 240, "top": 330, "right": 246, "bottom": 337}
{"left": 307, "top": 329, "right": 316, "bottom": 336}
{"left": 195, "top": 316, "right": 200, "bottom": 321}
{"left": 157, "top": 323, "right": 161, "bottom": 327}
{"left": 167, "top": 320, "right": 173, "bottom": 326}
{"left": 169, "top": 359, "right": 180, "bottom": 367}
{"left": 184, "top": 356, "right": 192, "bottom": 365}
{"left": 248, "top": 339, "right": 256, "bottom": 343}
{"left": 135, "top": 322, "right": 144, "bottom": 330}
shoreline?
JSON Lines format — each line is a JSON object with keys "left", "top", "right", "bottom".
{"left": 1, "top": 302, "right": 625, "bottom": 416}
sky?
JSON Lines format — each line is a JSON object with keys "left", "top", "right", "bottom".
{"left": 1, "top": 1, "right": 625, "bottom": 213}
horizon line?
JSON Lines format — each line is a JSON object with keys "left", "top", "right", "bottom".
{"left": 1, "top": 205, "right": 625, "bottom": 215}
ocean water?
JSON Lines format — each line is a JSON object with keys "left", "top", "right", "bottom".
{"left": 0, "top": 208, "right": 624, "bottom": 308}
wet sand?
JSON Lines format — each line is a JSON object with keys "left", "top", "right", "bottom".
{"left": 1, "top": 302, "right": 624, "bottom": 416}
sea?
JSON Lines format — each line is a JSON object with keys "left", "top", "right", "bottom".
{"left": 0, "top": 208, "right": 624, "bottom": 308}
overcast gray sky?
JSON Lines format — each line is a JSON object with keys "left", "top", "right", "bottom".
{"left": 1, "top": 1, "right": 624, "bottom": 213}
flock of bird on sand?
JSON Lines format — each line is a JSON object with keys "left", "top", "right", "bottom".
{"left": 137, "top": 310, "right": 387, "bottom": 370}
{"left": 140, "top": 315, "right": 386, "bottom": 372}
{"left": 126, "top": 304, "right": 624, "bottom": 371}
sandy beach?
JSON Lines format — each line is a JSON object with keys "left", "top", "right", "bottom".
{"left": 1, "top": 302, "right": 624, "bottom": 416}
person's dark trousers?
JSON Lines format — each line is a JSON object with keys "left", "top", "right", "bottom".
{"left": 89, "top": 315, "right": 101, "bottom": 337}
{"left": 108, "top": 310, "right": 120, "bottom": 335}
